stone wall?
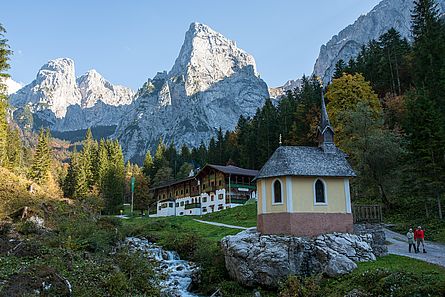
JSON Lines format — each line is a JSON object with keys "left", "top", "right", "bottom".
{"left": 220, "top": 229, "right": 377, "bottom": 288}
{"left": 353, "top": 223, "right": 388, "bottom": 257}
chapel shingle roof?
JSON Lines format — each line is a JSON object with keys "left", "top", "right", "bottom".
{"left": 257, "top": 146, "right": 356, "bottom": 179}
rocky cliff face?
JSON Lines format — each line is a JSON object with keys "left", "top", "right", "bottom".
{"left": 313, "top": 0, "right": 445, "bottom": 83}
{"left": 9, "top": 58, "right": 134, "bottom": 132}
{"left": 114, "top": 23, "right": 269, "bottom": 162}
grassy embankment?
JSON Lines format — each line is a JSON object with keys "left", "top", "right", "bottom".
{"left": 0, "top": 167, "right": 160, "bottom": 296}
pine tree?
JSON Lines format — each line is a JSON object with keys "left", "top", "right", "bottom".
{"left": 332, "top": 59, "right": 347, "bottom": 79}
{"left": 73, "top": 155, "right": 89, "bottom": 198}
{"left": 102, "top": 140, "right": 125, "bottom": 213}
{"left": 63, "top": 147, "right": 79, "bottom": 197}
{"left": 0, "top": 23, "right": 12, "bottom": 167}
{"left": 6, "top": 126, "right": 22, "bottom": 168}
{"left": 29, "top": 129, "right": 52, "bottom": 184}
{"left": 133, "top": 165, "right": 151, "bottom": 213}
{"left": 142, "top": 150, "right": 154, "bottom": 178}
{"left": 153, "top": 137, "right": 167, "bottom": 171}
{"left": 81, "top": 128, "right": 97, "bottom": 189}
{"left": 96, "top": 139, "right": 109, "bottom": 188}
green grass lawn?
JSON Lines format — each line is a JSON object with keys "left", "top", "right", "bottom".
{"left": 122, "top": 202, "right": 258, "bottom": 243}
{"left": 199, "top": 202, "right": 257, "bottom": 228}
{"left": 320, "top": 254, "right": 445, "bottom": 296}
{"left": 123, "top": 215, "right": 242, "bottom": 243}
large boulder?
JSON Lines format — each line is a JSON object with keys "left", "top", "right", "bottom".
{"left": 220, "top": 229, "right": 377, "bottom": 288}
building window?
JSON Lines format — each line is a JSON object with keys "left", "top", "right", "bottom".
{"left": 218, "top": 194, "right": 223, "bottom": 200}
{"left": 180, "top": 201, "right": 184, "bottom": 206}
{"left": 218, "top": 204, "right": 224, "bottom": 210}
{"left": 202, "top": 207, "right": 207, "bottom": 213}
{"left": 181, "top": 190, "right": 183, "bottom": 195}
{"left": 175, "top": 202, "right": 179, "bottom": 207}
{"left": 169, "top": 203, "right": 173, "bottom": 208}
{"left": 272, "top": 179, "right": 283, "bottom": 204}
{"left": 202, "top": 197, "right": 207, "bottom": 203}
{"left": 211, "top": 195, "right": 214, "bottom": 201}
{"left": 186, "top": 189, "right": 189, "bottom": 194}
{"left": 314, "top": 179, "right": 327, "bottom": 204}
{"left": 218, "top": 180, "right": 222, "bottom": 186}
{"left": 179, "top": 212, "right": 184, "bottom": 216}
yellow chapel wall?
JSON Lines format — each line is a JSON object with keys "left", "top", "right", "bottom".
{"left": 257, "top": 176, "right": 349, "bottom": 214}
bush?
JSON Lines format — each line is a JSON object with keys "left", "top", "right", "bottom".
{"left": 106, "top": 271, "right": 129, "bottom": 296}
{"left": 278, "top": 275, "right": 321, "bottom": 297}
{"left": 17, "top": 220, "right": 40, "bottom": 235}
{"left": 0, "top": 221, "right": 12, "bottom": 236}
{"left": 55, "top": 217, "right": 120, "bottom": 252}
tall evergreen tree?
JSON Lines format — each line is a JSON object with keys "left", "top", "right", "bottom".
{"left": 142, "top": 150, "right": 154, "bottom": 178}
{"left": 81, "top": 128, "right": 98, "bottom": 190}
{"left": 29, "top": 129, "right": 52, "bottom": 184}
{"left": 6, "top": 126, "right": 22, "bottom": 168}
{"left": 0, "top": 23, "right": 12, "bottom": 167}
{"left": 63, "top": 147, "right": 79, "bottom": 197}
{"left": 96, "top": 139, "right": 109, "bottom": 187}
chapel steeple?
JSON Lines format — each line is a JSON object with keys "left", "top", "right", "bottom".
{"left": 318, "top": 87, "right": 336, "bottom": 153}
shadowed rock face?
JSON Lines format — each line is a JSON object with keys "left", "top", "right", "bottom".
{"left": 220, "top": 229, "right": 378, "bottom": 288}
{"left": 114, "top": 23, "right": 269, "bottom": 162}
{"left": 313, "top": 0, "right": 445, "bottom": 83}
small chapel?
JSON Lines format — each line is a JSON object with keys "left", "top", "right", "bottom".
{"left": 256, "top": 90, "right": 356, "bottom": 237}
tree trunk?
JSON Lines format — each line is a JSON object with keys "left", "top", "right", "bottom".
{"left": 378, "top": 183, "right": 391, "bottom": 209}
{"left": 425, "top": 200, "right": 429, "bottom": 218}
{"left": 437, "top": 192, "right": 443, "bottom": 220}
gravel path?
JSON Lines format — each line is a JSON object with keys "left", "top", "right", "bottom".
{"left": 193, "top": 219, "right": 249, "bottom": 230}
{"left": 384, "top": 228, "right": 445, "bottom": 267}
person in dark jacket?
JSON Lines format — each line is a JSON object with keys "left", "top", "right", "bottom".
{"left": 414, "top": 226, "right": 426, "bottom": 253}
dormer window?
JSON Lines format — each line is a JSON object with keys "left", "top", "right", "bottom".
{"left": 272, "top": 179, "right": 283, "bottom": 204}
{"left": 314, "top": 179, "right": 327, "bottom": 204}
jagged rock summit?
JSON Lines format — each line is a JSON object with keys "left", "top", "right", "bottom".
{"left": 10, "top": 58, "right": 135, "bottom": 132}
{"left": 313, "top": 0, "right": 445, "bottom": 83}
{"left": 11, "top": 58, "right": 81, "bottom": 118}
{"left": 114, "top": 22, "right": 269, "bottom": 162}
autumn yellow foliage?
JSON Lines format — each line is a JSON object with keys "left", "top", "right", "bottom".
{"left": 326, "top": 73, "right": 382, "bottom": 147}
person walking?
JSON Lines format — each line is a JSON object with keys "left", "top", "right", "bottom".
{"left": 406, "top": 228, "right": 415, "bottom": 253}
{"left": 414, "top": 226, "right": 426, "bottom": 253}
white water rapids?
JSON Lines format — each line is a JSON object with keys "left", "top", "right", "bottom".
{"left": 124, "top": 237, "right": 201, "bottom": 297}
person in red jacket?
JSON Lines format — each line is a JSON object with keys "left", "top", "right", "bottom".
{"left": 414, "top": 226, "right": 426, "bottom": 253}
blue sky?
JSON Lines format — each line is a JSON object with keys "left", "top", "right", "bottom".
{"left": 2, "top": 0, "right": 381, "bottom": 89}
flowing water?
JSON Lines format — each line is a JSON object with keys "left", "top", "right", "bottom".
{"left": 124, "top": 237, "right": 200, "bottom": 297}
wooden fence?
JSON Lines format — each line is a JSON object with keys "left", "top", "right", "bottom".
{"left": 352, "top": 205, "right": 383, "bottom": 223}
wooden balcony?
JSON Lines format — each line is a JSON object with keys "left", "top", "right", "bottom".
{"left": 185, "top": 203, "right": 201, "bottom": 210}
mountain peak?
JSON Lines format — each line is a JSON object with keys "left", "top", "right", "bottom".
{"left": 84, "top": 69, "right": 101, "bottom": 77}
{"left": 170, "top": 22, "right": 257, "bottom": 96}
{"left": 186, "top": 22, "right": 217, "bottom": 37}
